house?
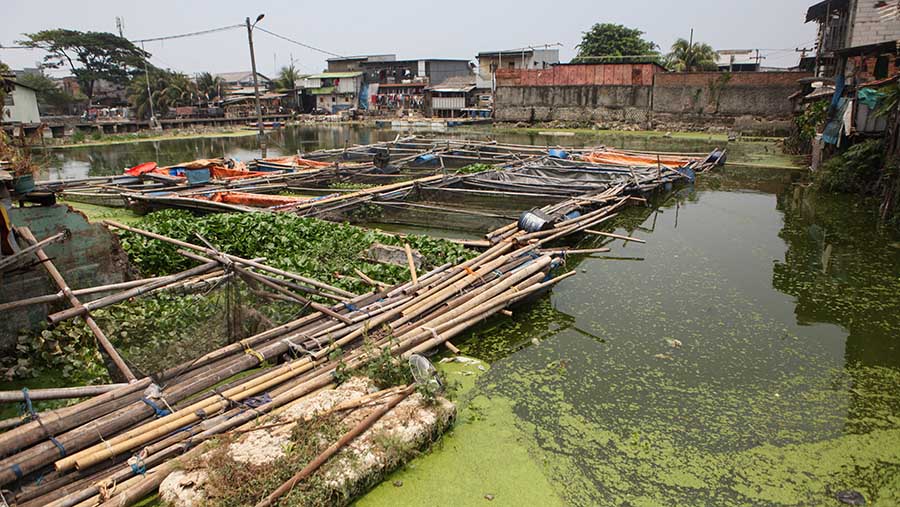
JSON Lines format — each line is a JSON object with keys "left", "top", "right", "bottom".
{"left": 805, "top": 0, "right": 900, "bottom": 140}
{"left": 2, "top": 78, "right": 41, "bottom": 124}
{"left": 214, "top": 71, "right": 273, "bottom": 100}
{"left": 363, "top": 58, "right": 473, "bottom": 113}
{"left": 326, "top": 55, "right": 396, "bottom": 73}
{"left": 716, "top": 50, "right": 762, "bottom": 72}
{"left": 302, "top": 72, "right": 364, "bottom": 113}
{"left": 476, "top": 48, "right": 560, "bottom": 90}
{"left": 806, "top": 0, "right": 900, "bottom": 79}
{"left": 426, "top": 76, "right": 477, "bottom": 118}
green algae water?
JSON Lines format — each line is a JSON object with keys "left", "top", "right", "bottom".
{"left": 359, "top": 172, "right": 900, "bottom": 506}
{"left": 22, "top": 128, "right": 900, "bottom": 506}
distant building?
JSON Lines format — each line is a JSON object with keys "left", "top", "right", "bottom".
{"left": 806, "top": 0, "right": 900, "bottom": 78}
{"left": 2, "top": 79, "right": 41, "bottom": 124}
{"left": 716, "top": 50, "right": 762, "bottom": 72}
{"left": 476, "top": 48, "right": 560, "bottom": 90}
{"left": 362, "top": 58, "right": 473, "bottom": 114}
{"left": 302, "top": 72, "right": 364, "bottom": 113}
{"left": 426, "top": 76, "right": 477, "bottom": 118}
{"left": 214, "top": 71, "right": 273, "bottom": 99}
{"left": 805, "top": 0, "right": 900, "bottom": 143}
{"left": 326, "top": 55, "right": 396, "bottom": 73}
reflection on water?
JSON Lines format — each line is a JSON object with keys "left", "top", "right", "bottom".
{"left": 35, "top": 125, "right": 794, "bottom": 181}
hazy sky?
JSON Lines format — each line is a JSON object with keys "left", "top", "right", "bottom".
{"left": 3, "top": 0, "right": 818, "bottom": 76}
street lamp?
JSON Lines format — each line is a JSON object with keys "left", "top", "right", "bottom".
{"left": 246, "top": 13, "right": 267, "bottom": 157}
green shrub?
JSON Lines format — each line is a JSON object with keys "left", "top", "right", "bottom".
{"left": 117, "top": 210, "right": 475, "bottom": 294}
{"left": 70, "top": 130, "right": 86, "bottom": 143}
{"left": 816, "top": 139, "right": 884, "bottom": 194}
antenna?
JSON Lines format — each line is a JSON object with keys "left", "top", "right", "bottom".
{"left": 116, "top": 17, "right": 125, "bottom": 38}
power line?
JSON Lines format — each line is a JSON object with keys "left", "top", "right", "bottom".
{"left": 131, "top": 24, "right": 243, "bottom": 44}
{"left": 254, "top": 27, "right": 343, "bottom": 58}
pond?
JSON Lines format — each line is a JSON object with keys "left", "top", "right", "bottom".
{"left": 33, "top": 124, "right": 796, "bottom": 180}
{"left": 19, "top": 127, "right": 900, "bottom": 506}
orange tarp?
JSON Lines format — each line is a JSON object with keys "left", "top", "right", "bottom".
{"left": 580, "top": 151, "right": 694, "bottom": 168}
{"left": 261, "top": 156, "right": 332, "bottom": 168}
{"left": 195, "top": 191, "right": 309, "bottom": 207}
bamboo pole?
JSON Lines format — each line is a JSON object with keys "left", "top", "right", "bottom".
{"left": 102, "top": 220, "right": 356, "bottom": 300}
{"left": 0, "top": 379, "right": 151, "bottom": 460}
{"left": 47, "top": 261, "right": 220, "bottom": 325}
{"left": 255, "top": 386, "right": 415, "bottom": 507}
{"left": 0, "top": 384, "right": 129, "bottom": 404}
{"left": 0, "top": 276, "right": 170, "bottom": 313}
{"left": 584, "top": 229, "right": 646, "bottom": 244}
{"left": 16, "top": 227, "right": 136, "bottom": 382}
{"left": 0, "top": 230, "right": 68, "bottom": 272}
{"left": 404, "top": 243, "right": 418, "bottom": 285}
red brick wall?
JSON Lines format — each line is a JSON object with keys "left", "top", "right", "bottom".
{"left": 496, "top": 63, "right": 662, "bottom": 87}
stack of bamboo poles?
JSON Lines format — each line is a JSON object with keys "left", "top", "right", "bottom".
{"left": 0, "top": 223, "right": 571, "bottom": 507}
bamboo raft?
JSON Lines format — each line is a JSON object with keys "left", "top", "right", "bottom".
{"left": 0, "top": 222, "right": 577, "bottom": 507}
{"left": 0, "top": 137, "right": 722, "bottom": 505}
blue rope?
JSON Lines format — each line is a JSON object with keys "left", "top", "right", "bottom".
{"left": 49, "top": 436, "right": 67, "bottom": 458}
{"left": 130, "top": 456, "right": 147, "bottom": 476}
{"left": 10, "top": 463, "right": 23, "bottom": 479}
{"left": 141, "top": 397, "right": 171, "bottom": 418}
{"left": 21, "top": 388, "right": 36, "bottom": 421}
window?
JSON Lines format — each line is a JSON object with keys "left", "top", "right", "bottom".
{"left": 508, "top": 61, "right": 515, "bottom": 69}
{"left": 875, "top": 55, "right": 890, "bottom": 79}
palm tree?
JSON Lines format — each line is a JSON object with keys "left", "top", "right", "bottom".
{"left": 666, "top": 38, "right": 719, "bottom": 72}
{"left": 195, "top": 72, "right": 224, "bottom": 106}
{"left": 275, "top": 64, "right": 301, "bottom": 91}
{"left": 128, "top": 69, "right": 197, "bottom": 119}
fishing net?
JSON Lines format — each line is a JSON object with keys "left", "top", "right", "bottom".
{"left": 94, "top": 276, "right": 306, "bottom": 379}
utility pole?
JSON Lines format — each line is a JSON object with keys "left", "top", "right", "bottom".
{"left": 141, "top": 42, "right": 156, "bottom": 128}
{"left": 752, "top": 49, "right": 766, "bottom": 70}
{"left": 246, "top": 14, "right": 267, "bottom": 158}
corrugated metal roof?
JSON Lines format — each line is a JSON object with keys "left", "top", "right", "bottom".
{"left": 307, "top": 72, "right": 364, "bottom": 79}
{"left": 806, "top": 0, "right": 849, "bottom": 22}
{"left": 426, "top": 76, "right": 476, "bottom": 92}
{"left": 213, "top": 71, "right": 272, "bottom": 83}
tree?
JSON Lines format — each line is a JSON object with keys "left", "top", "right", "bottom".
{"left": 195, "top": 72, "right": 224, "bottom": 106}
{"left": 666, "top": 38, "right": 719, "bottom": 72}
{"left": 18, "top": 29, "right": 149, "bottom": 106}
{"left": 275, "top": 64, "right": 301, "bottom": 91}
{"left": 0, "top": 60, "right": 11, "bottom": 106}
{"left": 17, "top": 72, "right": 82, "bottom": 114}
{"left": 128, "top": 68, "right": 196, "bottom": 119}
{"left": 574, "top": 23, "right": 659, "bottom": 63}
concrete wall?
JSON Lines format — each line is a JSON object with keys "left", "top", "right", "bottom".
{"left": 652, "top": 72, "right": 806, "bottom": 117}
{"left": 426, "top": 61, "right": 472, "bottom": 86}
{"left": 849, "top": 0, "right": 900, "bottom": 48}
{"left": 494, "top": 85, "right": 652, "bottom": 123}
{"left": 493, "top": 67, "right": 811, "bottom": 129}
{"left": 2, "top": 84, "right": 41, "bottom": 124}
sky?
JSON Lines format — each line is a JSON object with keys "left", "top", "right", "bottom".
{"left": 2, "top": 0, "right": 818, "bottom": 77}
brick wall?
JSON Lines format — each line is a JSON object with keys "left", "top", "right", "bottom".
{"left": 849, "top": 0, "right": 900, "bottom": 48}
{"left": 496, "top": 63, "right": 663, "bottom": 87}
{"left": 493, "top": 68, "right": 811, "bottom": 130}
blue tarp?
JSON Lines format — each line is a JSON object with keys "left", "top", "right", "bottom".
{"left": 359, "top": 83, "right": 369, "bottom": 110}
{"left": 823, "top": 97, "right": 849, "bottom": 145}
